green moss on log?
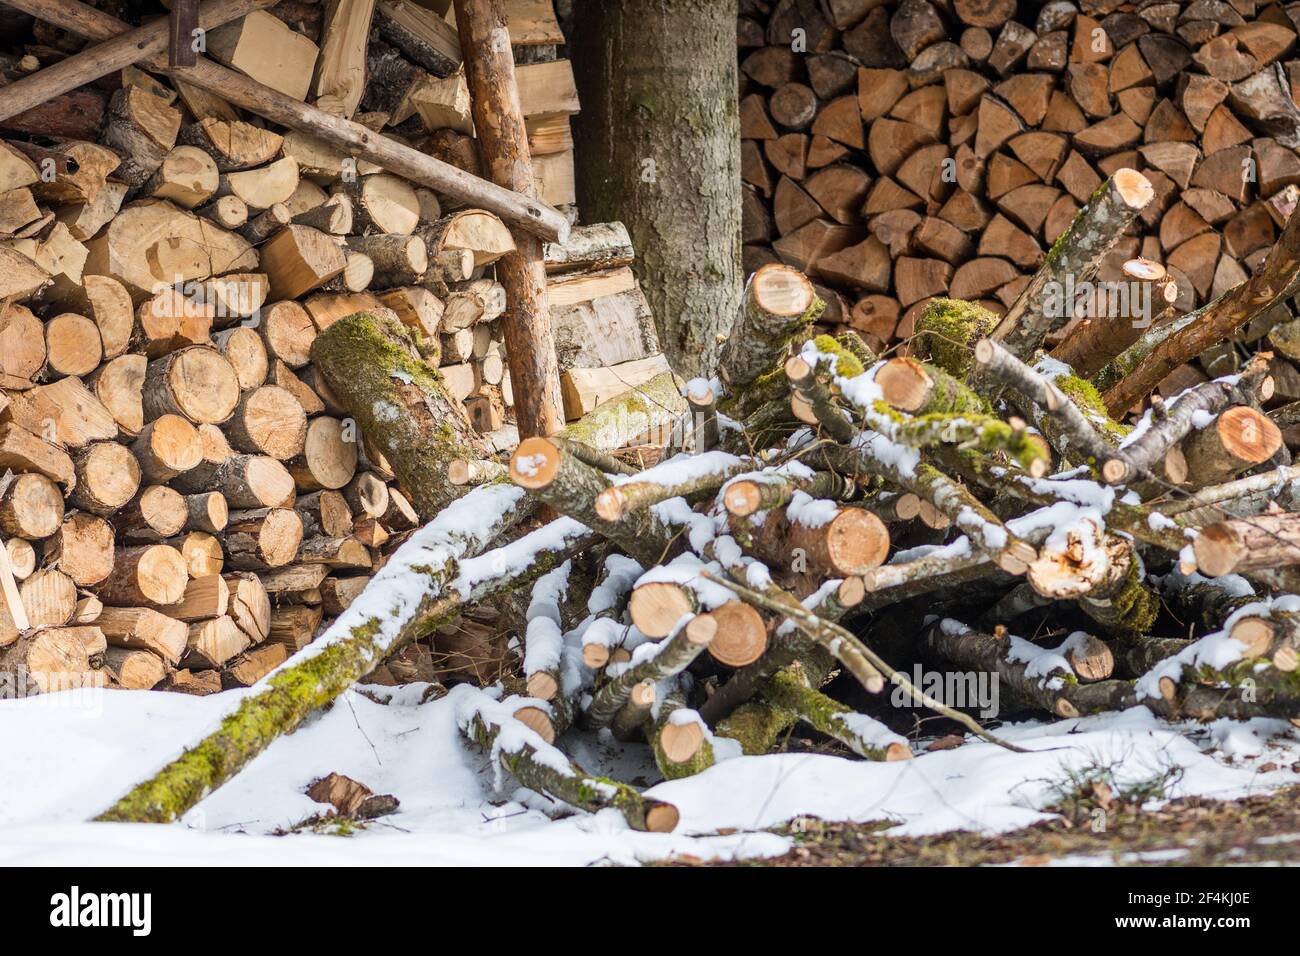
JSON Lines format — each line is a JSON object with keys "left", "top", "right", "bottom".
{"left": 912, "top": 298, "right": 998, "bottom": 377}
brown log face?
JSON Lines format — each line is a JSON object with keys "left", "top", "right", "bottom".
{"left": 707, "top": 601, "right": 769, "bottom": 668}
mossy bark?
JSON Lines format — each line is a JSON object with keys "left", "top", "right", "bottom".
{"left": 557, "top": 371, "right": 685, "bottom": 451}
{"left": 311, "top": 311, "right": 482, "bottom": 519}
{"left": 96, "top": 499, "right": 585, "bottom": 824}
{"left": 464, "top": 711, "right": 675, "bottom": 831}
{"left": 1075, "top": 540, "right": 1160, "bottom": 640}
{"left": 760, "top": 663, "right": 909, "bottom": 761}
{"left": 911, "top": 298, "right": 998, "bottom": 377}
{"left": 650, "top": 691, "right": 715, "bottom": 779}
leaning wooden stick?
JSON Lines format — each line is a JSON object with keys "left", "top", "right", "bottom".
{"left": 0, "top": 0, "right": 274, "bottom": 122}
{"left": 3, "top": 0, "right": 569, "bottom": 242}
{"left": 452, "top": 0, "right": 564, "bottom": 438}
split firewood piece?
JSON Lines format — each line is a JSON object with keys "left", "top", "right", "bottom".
{"left": 342, "top": 472, "right": 389, "bottom": 519}
{"left": 104, "top": 646, "right": 168, "bottom": 689}
{"left": 86, "top": 354, "right": 145, "bottom": 437}
{"left": 173, "top": 453, "right": 295, "bottom": 510}
{"left": 223, "top": 507, "right": 304, "bottom": 570}
{"left": 144, "top": 146, "right": 219, "bottom": 209}
{"left": 296, "top": 489, "right": 354, "bottom": 538}
{"left": 311, "top": 311, "right": 481, "bottom": 515}
{"left": 222, "top": 642, "right": 287, "bottom": 688}
{"left": 179, "top": 116, "right": 283, "bottom": 172}
{"left": 224, "top": 571, "right": 271, "bottom": 645}
{"left": 0, "top": 424, "right": 75, "bottom": 489}
{"left": 417, "top": 210, "right": 515, "bottom": 268}
{"left": 133, "top": 288, "right": 213, "bottom": 359}
{"left": 0, "top": 304, "right": 46, "bottom": 384}
{"left": 205, "top": 10, "right": 320, "bottom": 101}
{"left": 47, "top": 513, "right": 114, "bottom": 587}
{"left": 103, "top": 87, "right": 182, "bottom": 187}
{"left": 211, "top": 325, "right": 269, "bottom": 392}
{"left": 58, "top": 274, "right": 133, "bottom": 360}
{"left": 267, "top": 603, "right": 324, "bottom": 650}
{"left": 13, "top": 140, "right": 120, "bottom": 205}
{"left": 83, "top": 199, "right": 257, "bottom": 299}
{"left": 441, "top": 279, "right": 505, "bottom": 331}
{"left": 718, "top": 263, "right": 825, "bottom": 390}
{"left": 461, "top": 691, "right": 678, "bottom": 832}
{"left": 335, "top": 174, "right": 419, "bottom": 237}
{"left": 1101, "top": 359, "right": 1270, "bottom": 485}
{"left": 184, "top": 615, "right": 251, "bottom": 670}
{"left": 991, "top": 169, "right": 1154, "bottom": 360}
{"left": 169, "top": 574, "right": 229, "bottom": 623}
{"left": 260, "top": 224, "right": 347, "bottom": 299}
{"left": 321, "top": 576, "right": 369, "bottom": 615}
{"left": 291, "top": 193, "right": 353, "bottom": 234}
{"left": 95, "top": 544, "right": 188, "bottom": 608}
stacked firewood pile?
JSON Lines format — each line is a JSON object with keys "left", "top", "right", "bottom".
{"left": 97, "top": 163, "right": 1300, "bottom": 833}
{"left": 0, "top": 0, "right": 667, "bottom": 695}
{"left": 740, "top": 0, "right": 1300, "bottom": 395}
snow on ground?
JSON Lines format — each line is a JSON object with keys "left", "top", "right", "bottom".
{"left": 2, "top": 683, "right": 1300, "bottom": 865}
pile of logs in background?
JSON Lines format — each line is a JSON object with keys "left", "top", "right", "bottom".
{"left": 740, "top": 0, "right": 1300, "bottom": 405}
{"left": 0, "top": 0, "right": 669, "bottom": 695}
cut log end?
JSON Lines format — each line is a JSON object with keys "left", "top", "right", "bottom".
{"left": 659, "top": 720, "right": 705, "bottom": 765}
{"left": 723, "top": 480, "right": 764, "bottom": 517}
{"left": 825, "top": 508, "right": 890, "bottom": 575}
{"left": 752, "top": 262, "right": 815, "bottom": 317}
{"left": 1113, "top": 167, "right": 1155, "bottom": 209}
{"left": 1229, "top": 616, "right": 1275, "bottom": 658}
{"left": 509, "top": 436, "right": 560, "bottom": 490}
{"left": 705, "top": 601, "right": 768, "bottom": 668}
{"left": 876, "top": 356, "right": 933, "bottom": 412}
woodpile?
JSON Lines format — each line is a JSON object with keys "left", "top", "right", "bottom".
{"left": 0, "top": 0, "right": 666, "bottom": 696}
{"left": 739, "top": 0, "right": 1300, "bottom": 408}
{"left": 100, "top": 164, "right": 1300, "bottom": 829}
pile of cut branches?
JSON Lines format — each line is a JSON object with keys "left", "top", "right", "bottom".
{"left": 100, "top": 167, "right": 1300, "bottom": 833}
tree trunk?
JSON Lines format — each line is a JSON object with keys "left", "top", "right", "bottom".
{"left": 571, "top": 0, "right": 740, "bottom": 378}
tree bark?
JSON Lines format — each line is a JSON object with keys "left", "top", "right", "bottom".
{"left": 572, "top": 0, "right": 741, "bottom": 378}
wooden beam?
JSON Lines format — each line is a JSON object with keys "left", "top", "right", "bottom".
{"left": 0, "top": 0, "right": 275, "bottom": 124}
{"left": 453, "top": 0, "right": 564, "bottom": 437}
{"left": 2, "top": 0, "right": 571, "bottom": 243}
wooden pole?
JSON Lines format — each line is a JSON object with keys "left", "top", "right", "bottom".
{"left": 451, "top": 0, "right": 563, "bottom": 437}
{"left": 1, "top": 0, "right": 570, "bottom": 243}
{"left": 0, "top": 0, "right": 274, "bottom": 123}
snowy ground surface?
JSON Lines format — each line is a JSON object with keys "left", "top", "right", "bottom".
{"left": 3, "top": 682, "right": 1300, "bottom": 865}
